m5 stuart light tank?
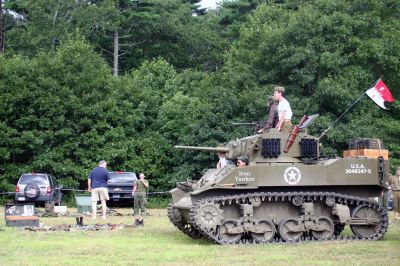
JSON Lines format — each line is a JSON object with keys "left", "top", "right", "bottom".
{"left": 168, "top": 117, "right": 388, "bottom": 244}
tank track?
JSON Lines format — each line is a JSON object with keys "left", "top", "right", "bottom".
{"left": 167, "top": 202, "right": 202, "bottom": 239}
{"left": 186, "top": 191, "right": 388, "bottom": 245}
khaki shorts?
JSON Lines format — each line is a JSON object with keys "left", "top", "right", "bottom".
{"left": 280, "top": 120, "right": 293, "bottom": 133}
{"left": 91, "top": 187, "right": 109, "bottom": 202}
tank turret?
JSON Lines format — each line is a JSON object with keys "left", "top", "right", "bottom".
{"left": 168, "top": 119, "right": 388, "bottom": 245}
{"left": 175, "top": 128, "right": 320, "bottom": 164}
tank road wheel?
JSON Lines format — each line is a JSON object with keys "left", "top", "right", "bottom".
{"left": 279, "top": 218, "right": 303, "bottom": 242}
{"left": 218, "top": 219, "right": 241, "bottom": 243}
{"left": 311, "top": 216, "right": 334, "bottom": 240}
{"left": 251, "top": 219, "right": 276, "bottom": 243}
{"left": 350, "top": 205, "right": 384, "bottom": 239}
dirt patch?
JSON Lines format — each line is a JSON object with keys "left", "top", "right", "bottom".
{"left": 23, "top": 221, "right": 144, "bottom": 232}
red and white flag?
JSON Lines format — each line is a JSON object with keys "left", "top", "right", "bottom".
{"left": 366, "top": 79, "right": 395, "bottom": 109}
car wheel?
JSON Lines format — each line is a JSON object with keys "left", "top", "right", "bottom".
{"left": 24, "top": 183, "right": 40, "bottom": 200}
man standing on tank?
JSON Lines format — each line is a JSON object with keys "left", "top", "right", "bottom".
{"left": 258, "top": 96, "right": 279, "bottom": 134}
{"left": 389, "top": 166, "right": 400, "bottom": 220}
{"left": 88, "top": 160, "right": 111, "bottom": 220}
{"left": 274, "top": 86, "right": 293, "bottom": 133}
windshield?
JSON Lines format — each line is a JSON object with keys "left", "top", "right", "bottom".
{"left": 19, "top": 174, "right": 49, "bottom": 185}
{"left": 108, "top": 172, "right": 137, "bottom": 183}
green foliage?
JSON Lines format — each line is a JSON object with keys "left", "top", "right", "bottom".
{"left": 147, "top": 194, "right": 171, "bottom": 208}
{"left": 224, "top": 0, "right": 400, "bottom": 167}
{"left": 5, "top": 0, "right": 84, "bottom": 55}
{"left": 1, "top": 0, "right": 400, "bottom": 195}
{"left": 4, "top": 0, "right": 227, "bottom": 73}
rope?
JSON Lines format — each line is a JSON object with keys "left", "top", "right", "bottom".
{"left": 0, "top": 188, "right": 170, "bottom": 196}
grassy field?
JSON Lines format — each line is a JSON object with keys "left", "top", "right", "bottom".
{"left": 0, "top": 207, "right": 399, "bottom": 266}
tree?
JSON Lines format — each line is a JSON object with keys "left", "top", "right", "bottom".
{"left": 0, "top": 37, "right": 119, "bottom": 188}
{"left": 4, "top": 0, "right": 228, "bottom": 74}
{"left": 223, "top": 0, "right": 400, "bottom": 166}
{"left": 4, "top": 0, "right": 87, "bottom": 55}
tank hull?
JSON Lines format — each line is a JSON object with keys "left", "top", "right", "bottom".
{"left": 168, "top": 157, "right": 388, "bottom": 244}
{"left": 170, "top": 132, "right": 389, "bottom": 244}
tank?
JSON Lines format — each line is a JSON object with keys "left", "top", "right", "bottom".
{"left": 168, "top": 126, "right": 389, "bottom": 244}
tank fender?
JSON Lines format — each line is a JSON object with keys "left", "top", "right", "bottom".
{"left": 332, "top": 203, "right": 351, "bottom": 223}
{"left": 172, "top": 195, "right": 193, "bottom": 210}
{"left": 170, "top": 187, "right": 189, "bottom": 204}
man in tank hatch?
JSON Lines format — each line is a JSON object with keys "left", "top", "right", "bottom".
{"left": 236, "top": 155, "right": 249, "bottom": 168}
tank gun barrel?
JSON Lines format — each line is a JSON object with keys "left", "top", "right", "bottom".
{"left": 175, "top": 145, "right": 230, "bottom": 153}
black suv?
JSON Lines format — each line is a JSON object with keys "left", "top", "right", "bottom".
{"left": 15, "top": 173, "right": 63, "bottom": 205}
{"left": 107, "top": 171, "right": 137, "bottom": 204}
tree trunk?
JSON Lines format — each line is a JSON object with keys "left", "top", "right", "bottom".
{"left": 113, "top": 30, "right": 119, "bottom": 76}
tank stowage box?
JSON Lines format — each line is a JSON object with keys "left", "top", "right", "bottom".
{"left": 343, "top": 149, "right": 389, "bottom": 160}
{"left": 349, "top": 138, "right": 384, "bottom": 150}
{"left": 168, "top": 129, "right": 389, "bottom": 244}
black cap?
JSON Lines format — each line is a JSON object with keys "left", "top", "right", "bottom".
{"left": 237, "top": 155, "right": 249, "bottom": 163}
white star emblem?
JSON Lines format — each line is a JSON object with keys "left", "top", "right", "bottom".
{"left": 284, "top": 167, "right": 301, "bottom": 185}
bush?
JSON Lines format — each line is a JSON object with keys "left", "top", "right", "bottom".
{"left": 147, "top": 194, "right": 171, "bottom": 209}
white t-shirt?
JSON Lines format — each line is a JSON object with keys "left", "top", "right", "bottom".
{"left": 219, "top": 157, "right": 228, "bottom": 169}
{"left": 278, "top": 98, "right": 292, "bottom": 120}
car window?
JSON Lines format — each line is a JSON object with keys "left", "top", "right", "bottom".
{"left": 49, "top": 176, "right": 55, "bottom": 187}
{"left": 108, "top": 172, "right": 137, "bottom": 183}
{"left": 18, "top": 175, "right": 49, "bottom": 185}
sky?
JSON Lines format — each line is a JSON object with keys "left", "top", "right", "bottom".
{"left": 200, "top": 0, "right": 219, "bottom": 9}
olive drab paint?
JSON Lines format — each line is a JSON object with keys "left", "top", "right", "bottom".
{"left": 169, "top": 128, "right": 389, "bottom": 244}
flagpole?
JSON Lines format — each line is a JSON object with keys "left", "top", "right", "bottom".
{"left": 318, "top": 79, "right": 379, "bottom": 140}
{"left": 318, "top": 93, "right": 366, "bottom": 140}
